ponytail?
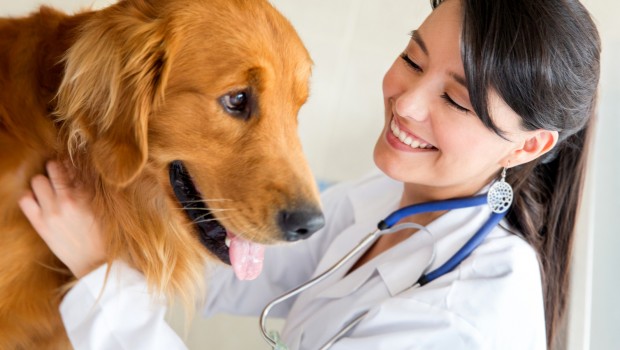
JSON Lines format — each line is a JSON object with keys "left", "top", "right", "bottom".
{"left": 506, "top": 122, "right": 593, "bottom": 346}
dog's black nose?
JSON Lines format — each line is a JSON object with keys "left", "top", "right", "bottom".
{"left": 278, "top": 208, "right": 325, "bottom": 242}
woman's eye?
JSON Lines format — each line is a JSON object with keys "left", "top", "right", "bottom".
{"left": 400, "top": 53, "right": 422, "bottom": 72}
{"left": 220, "top": 90, "right": 252, "bottom": 119}
{"left": 440, "top": 93, "right": 470, "bottom": 114}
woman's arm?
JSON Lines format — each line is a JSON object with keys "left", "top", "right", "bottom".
{"left": 18, "top": 161, "right": 187, "bottom": 350}
{"left": 18, "top": 161, "right": 106, "bottom": 278}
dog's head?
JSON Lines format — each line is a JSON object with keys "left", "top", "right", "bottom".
{"left": 56, "top": 0, "right": 324, "bottom": 279}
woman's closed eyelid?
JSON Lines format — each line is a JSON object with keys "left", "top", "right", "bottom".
{"left": 398, "top": 52, "right": 472, "bottom": 114}
{"left": 441, "top": 93, "right": 471, "bottom": 114}
{"left": 400, "top": 53, "right": 422, "bottom": 72}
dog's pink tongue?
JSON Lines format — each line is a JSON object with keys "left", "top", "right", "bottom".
{"left": 229, "top": 234, "right": 265, "bottom": 281}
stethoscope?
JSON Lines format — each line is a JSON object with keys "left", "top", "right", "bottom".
{"left": 260, "top": 182, "right": 512, "bottom": 350}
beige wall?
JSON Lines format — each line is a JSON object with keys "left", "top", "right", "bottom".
{"left": 2, "top": 0, "right": 617, "bottom": 349}
{"left": 578, "top": 1, "right": 620, "bottom": 350}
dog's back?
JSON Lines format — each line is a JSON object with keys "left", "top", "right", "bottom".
{"left": 0, "top": 7, "right": 86, "bottom": 194}
{"left": 0, "top": 8, "right": 82, "bottom": 350}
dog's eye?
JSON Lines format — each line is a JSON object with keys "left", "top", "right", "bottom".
{"left": 220, "top": 90, "right": 251, "bottom": 119}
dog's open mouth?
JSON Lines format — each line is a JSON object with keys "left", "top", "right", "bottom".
{"left": 169, "top": 161, "right": 265, "bottom": 280}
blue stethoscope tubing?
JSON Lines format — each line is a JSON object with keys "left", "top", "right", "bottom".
{"left": 380, "top": 194, "right": 507, "bottom": 285}
{"left": 260, "top": 193, "right": 508, "bottom": 349}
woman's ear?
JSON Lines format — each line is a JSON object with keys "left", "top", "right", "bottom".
{"left": 505, "top": 129, "right": 559, "bottom": 167}
{"left": 56, "top": 0, "right": 175, "bottom": 187}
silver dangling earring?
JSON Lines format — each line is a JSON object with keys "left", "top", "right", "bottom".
{"left": 487, "top": 167, "right": 513, "bottom": 214}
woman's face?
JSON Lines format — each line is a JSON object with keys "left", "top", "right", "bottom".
{"left": 374, "top": 0, "right": 529, "bottom": 199}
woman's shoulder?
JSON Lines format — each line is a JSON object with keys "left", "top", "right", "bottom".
{"left": 446, "top": 229, "right": 546, "bottom": 348}
{"left": 402, "top": 227, "right": 546, "bottom": 349}
{"left": 469, "top": 224, "right": 541, "bottom": 284}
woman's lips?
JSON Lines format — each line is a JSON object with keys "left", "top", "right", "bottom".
{"left": 387, "top": 116, "right": 438, "bottom": 152}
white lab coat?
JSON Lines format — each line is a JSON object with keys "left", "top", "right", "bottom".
{"left": 60, "top": 171, "right": 547, "bottom": 350}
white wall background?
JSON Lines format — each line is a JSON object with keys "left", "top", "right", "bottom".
{"left": 1, "top": 0, "right": 617, "bottom": 349}
{"left": 579, "top": 1, "right": 620, "bottom": 350}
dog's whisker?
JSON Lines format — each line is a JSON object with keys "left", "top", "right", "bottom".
{"left": 192, "top": 219, "right": 219, "bottom": 224}
{"left": 178, "top": 199, "right": 234, "bottom": 204}
{"left": 208, "top": 208, "right": 236, "bottom": 213}
{"left": 193, "top": 210, "right": 235, "bottom": 221}
{"left": 193, "top": 217, "right": 232, "bottom": 225}
{"left": 173, "top": 207, "right": 233, "bottom": 212}
{"left": 237, "top": 221, "right": 269, "bottom": 242}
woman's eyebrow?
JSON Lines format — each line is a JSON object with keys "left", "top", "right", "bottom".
{"left": 409, "top": 30, "right": 428, "bottom": 55}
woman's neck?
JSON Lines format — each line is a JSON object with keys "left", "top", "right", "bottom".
{"left": 347, "top": 175, "right": 495, "bottom": 275}
{"left": 400, "top": 176, "right": 493, "bottom": 207}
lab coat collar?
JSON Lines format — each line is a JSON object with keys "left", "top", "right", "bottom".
{"left": 311, "top": 174, "right": 402, "bottom": 299}
{"left": 312, "top": 222, "right": 433, "bottom": 299}
{"left": 377, "top": 203, "right": 491, "bottom": 296}
{"left": 318, "top": 173, "right": 495, "bottom": 299}
{"left": 347, "top": 170, "right": 404, "bottom": 227}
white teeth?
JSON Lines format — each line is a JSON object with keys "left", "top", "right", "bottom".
{"left": 398, "top": 132, "right": 407, "bottom": 142}
{"left": 225, "top": 237, "right": 231, "bottom": 248}
{"left": 391, "top": 119, "right": 398, "bottom": 133}
{"left": 390, "top": 118, "right": 434, "bottom": 150}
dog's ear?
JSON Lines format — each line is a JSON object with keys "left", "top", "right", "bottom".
{"left": 56, "top": 0, "right": 174, "bottom": 187}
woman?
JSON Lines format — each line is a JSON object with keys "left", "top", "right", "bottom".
{"left": 19, "top": 0, "right": 600, "bottom": 348}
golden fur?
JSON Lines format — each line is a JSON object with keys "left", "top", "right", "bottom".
{"left": 0, "top": 0, "right": 320, "bottom": 348}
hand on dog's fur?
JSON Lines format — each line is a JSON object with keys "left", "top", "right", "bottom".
{"left": 19, "top": 161, "right": 106, "bottom": 279}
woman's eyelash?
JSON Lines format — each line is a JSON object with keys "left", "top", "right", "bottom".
{"left": 400, "top": 53, "right": 422, "bottom": 72}
{"left": 399, "top": 53, "right": 470, "bottom": 114}
{"left": 440, "top": 93, "right": 470, "bottom": 113}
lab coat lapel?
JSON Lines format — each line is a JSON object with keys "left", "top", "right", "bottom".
{"left": 376, "top": 232, "right": 435, "bottom": 297}
{"left": 308, "top": 174, "right": 493, "bottom": 300}
{"left": 311, "top": 219, "right": 385, "bottom": 300}
{"left": 318, "top": 228, "right": 436, "bottom": 299}
{"left": 311, "top": 175, "right": 402, "bottom": 300}
{"left": 376, "top": 203, "right": 493, "bottom": 296}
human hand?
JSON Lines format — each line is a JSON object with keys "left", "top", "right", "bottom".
{"left": 18, "top": 161, "right": 106, "bottom": 279}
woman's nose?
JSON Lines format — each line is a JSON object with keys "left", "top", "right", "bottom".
{"left": 393, "top": 87, "right": 431, "bottom": 122}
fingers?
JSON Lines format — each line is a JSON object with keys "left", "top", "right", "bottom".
{"left": 18, "top": 190, "right": 41, "bottom": 222}
{"left": 46, "top": 161, "right": 72, "bottom": 198}
{"left": 19, "top": 161, "right": 106, "bottom": 279}
{"left": 23, "top": 161, "right": 74, "bottom": 215}
{"left": 17, "top": 190, "right": 47, "bottom": 240}
{"left": 29, "top": 173, "right": 57, "bottom": 214}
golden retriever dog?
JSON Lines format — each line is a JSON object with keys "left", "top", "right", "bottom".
{"left": 0, "top": 0, "right": 325, "bottom": 348}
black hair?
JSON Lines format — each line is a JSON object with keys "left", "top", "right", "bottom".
{"left": 430, "top": 0, "right": 601, "bottom": 347}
